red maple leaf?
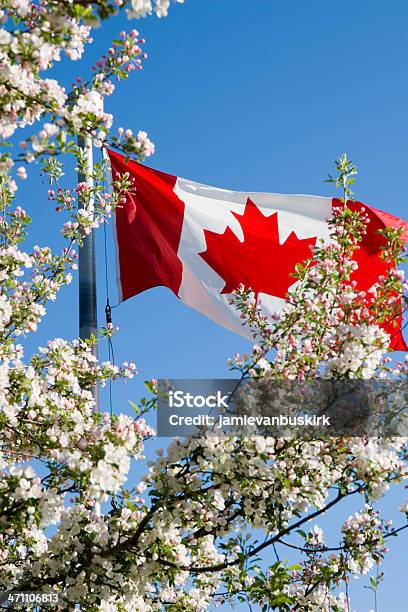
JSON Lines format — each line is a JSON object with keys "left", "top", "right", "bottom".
{"left": 199, "top": 198, "right": 317, "bottom": 299}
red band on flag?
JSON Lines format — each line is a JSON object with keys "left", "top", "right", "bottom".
{"left": 108, "top": 150, "right": 185, "bottom": 301}
{"left": 333, "top": 198, "right": 408, "bottom": 351}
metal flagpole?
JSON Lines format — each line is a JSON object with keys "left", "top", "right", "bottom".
{"left": 78, "top": 131, "right": 98, "bottom": 407}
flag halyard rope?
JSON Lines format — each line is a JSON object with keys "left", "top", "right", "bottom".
{"left": 102, "top": 147, "right": 119, "bottom": 417}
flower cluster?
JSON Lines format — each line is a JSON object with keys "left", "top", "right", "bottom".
{"left": 0, "top": 1, "right": 156, "bottom": 183}
{"left": 230, "top": 159, "right": 407, "bottom": 384}
{"left": 127, "top": 0, "right": 185, "bottom": 19}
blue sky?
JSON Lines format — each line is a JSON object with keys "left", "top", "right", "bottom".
{"left": 17, "top": 1, "right": 408, "bottom": 609}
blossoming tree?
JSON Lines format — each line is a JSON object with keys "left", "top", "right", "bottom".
{"left": 0, "top": 1, "right": 407, "bottom": 610}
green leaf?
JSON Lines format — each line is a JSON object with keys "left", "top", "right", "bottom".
{"left": 128, "top": 400, "right": 139, "bottom": 415}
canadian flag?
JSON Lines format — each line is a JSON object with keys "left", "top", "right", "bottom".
{"left": 108, "top": 150, "right": 408, "bottom": 351}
